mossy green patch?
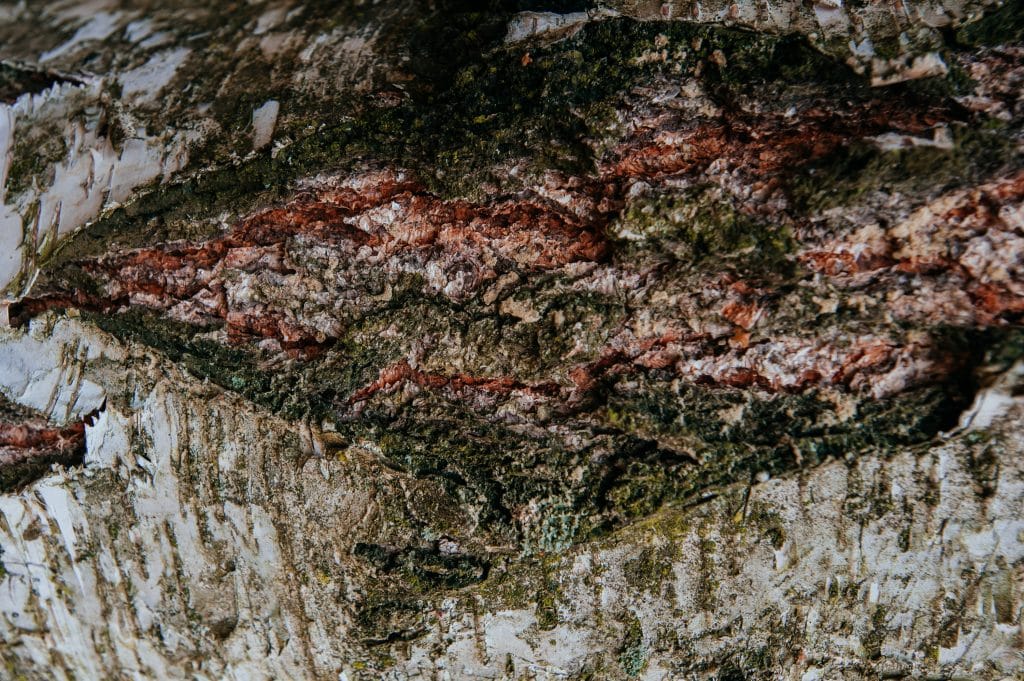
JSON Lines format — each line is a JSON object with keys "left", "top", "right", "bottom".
{"left": 610, "top": 186, "right": 795, "bottom": 275}
{"left": 954, "top": 0, "right": 1024, "bottom": 47}
{"left": 790, "top": 123, "right": 1020, "bottom": 213}
{"left": 623, "top": 545, "right": 676, "bottom": 597}
{"left": 618, "top": 616, "right": 648, "bottom": 677}
{"left": 354, "top": 542, "right": 489, "bottom": 590}
{"left": 5, "top": 123, "right": 67, "bottom": 199}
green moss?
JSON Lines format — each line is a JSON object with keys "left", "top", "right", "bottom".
{"left": 863, "top": 604, "right": 889, "bottom": 660}
{"left": 398, "top": 18, "right": 699, "bottom": 198}
{"left": 352, "top": 591, "right": 429, "bottom": 646}
{"left": 611, "top": 187, "right": 795, "bottom": 274}
{"left": 353, "top": 542, "right": 489, "bottom": 590}
{"left": 618, "top": 616, "right": 648, "bottom": 678}
{"left": 695, "top": 535, "right": 719, "bottom": 611}
{"left": 981, "top": 327, "right": 1024, "bottom": 373}
{"left": 954, "top": 0, "right": 1024, "bottom": 47}
{"left": 535, "top": 588, "right": 560, "bottom": 630}
{"left": 5, "top": 127, "right": 67, "bottom": 199}
{"left": 623, "top": 545, "right": 676, "bottom": 597}
{"left": 590, "top": 369, "right": 971, "bottom": 533}
{"left": 705, "top": 29, "right": 866, "bottom": 95}
{"left": 747, "top": 503, "right": 786, "bottom": 549}
{"left": 790, "top": 124, "right": 1020, "bottom": 213}
{"left": 86, "top": 309, "right": 277, "bottom": 404}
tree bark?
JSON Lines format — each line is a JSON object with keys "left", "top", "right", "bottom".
{"left": 0, "top": 1, "right": 1022, "bottom": 679}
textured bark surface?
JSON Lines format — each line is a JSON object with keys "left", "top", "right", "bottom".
{"left": 0, "top": 1, "right": 1023, "bottom": 679}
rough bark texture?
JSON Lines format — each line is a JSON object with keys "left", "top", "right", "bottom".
{"left": 0, "top": 1, "right": 1023, "bottom": 679}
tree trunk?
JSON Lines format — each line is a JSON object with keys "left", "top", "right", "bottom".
{"left": 1, "top": 1, "right": 1022, "bottom": 679}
